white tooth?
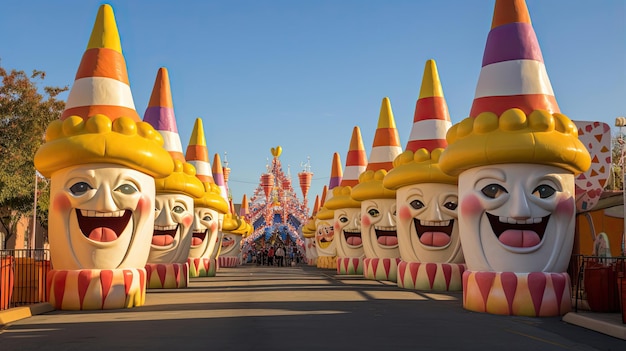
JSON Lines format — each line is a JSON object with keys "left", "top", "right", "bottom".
{"left": 499, "top": 216, "right": 507, "bottom": 223}
{"left": 534, "top": 217, "right": 541, "bottom": 224}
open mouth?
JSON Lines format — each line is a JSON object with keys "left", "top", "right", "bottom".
{"left": 486, "top": 212, "right": 548, "bottom": 248}
{"left": 77, "top": 209, "right": 132, "bottom": 242}
{"left": 374, "top": 226, "right": 397, "bottom": 246}
{"left": 318, "top": 238, "right": 331, "bottom": 249}
{"left": 343, "top": 229, "right": 362, "bottom": 246}
{"left": 152, "top": 224, "right": 179, "bottom": 246}
{"left": 413, "top": 218, "right": 454, "bottom": 247}
{"left": 222, "top": 237, "right": 234, "bottom": 248}
{"left": 191, "top": 229, "right": 207, "bottom": 246}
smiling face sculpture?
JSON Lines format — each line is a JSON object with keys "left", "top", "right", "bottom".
{"left": 324, "top": 186, "right": 363, "bottom": 259}
{"left": 189, "top": 182, "right": 228, "bottom": 260}
{"left": 384, "top": 149, "right": 462, "bottom": 264}
{"left": 352, "top": 170, "right": 398, "bottom": 259}
{"left": 148, "top": 160, "right": 204, "bottom": 264}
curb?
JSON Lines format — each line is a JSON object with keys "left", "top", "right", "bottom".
{"left": 0, "top": 303, "right": 55, "bottom": 326}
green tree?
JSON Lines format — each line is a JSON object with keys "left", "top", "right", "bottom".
{"left": 0, "top": 62, "right": 67, "bottom": 246}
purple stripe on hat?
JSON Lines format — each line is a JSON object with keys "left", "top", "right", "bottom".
{"left": 329, "top": 176, "right": 342, "bottom": 190}
{"left": 143, "top": 106, "right": 179, "bottom": 132}
{"left": 213, "top": 173, "right": 225, "bottom": 186}
{"left": 482, "top": 22, "right": 543, "bottom": 66}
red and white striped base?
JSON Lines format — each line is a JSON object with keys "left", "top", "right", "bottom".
{"left": 47, "top": 268, "right": 146, "bottom": 310}
{"left": 397, "top": 261, "right": 466, "bottom": 291}
{"left": 145, "top": 262, "right": 189, "bottom": 289}
{"left": 188, "top": 258, "right": 217, "bottom": 277}
{"left": 336, "top": 257, "right": 364, "bottom": 275}
{"left": 218, "top": 256, "right": 240, "bottom": 268}
{"left": 463, "top": 271, "right": 571, "bottom": 317}
{"left": 363, "top": 257, "right": 401, "bottom": 282}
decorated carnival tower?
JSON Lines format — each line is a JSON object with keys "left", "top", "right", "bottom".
{"left": 243, "top": 147, "right": 309, "bottom": 252}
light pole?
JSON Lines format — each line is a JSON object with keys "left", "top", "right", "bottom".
{"left": 615, "top": 117, "right": 626, "bottom": 256}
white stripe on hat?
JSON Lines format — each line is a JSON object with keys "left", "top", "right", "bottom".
{"left": 408, "top": 119, "right": 452, "bottom": 141}
{"left": 343, "top": 165, "right": 366, "bottom": 182}
{"left": 66, "top": 77, "right": 135, "bottom": 110}
{"left": 189, "top": 160, "right": 211, "bottom": 178}
{"left": 474, "top": 59, "right": 554, "bottom": 98}
{"left": 368, "top": 145, "right": 403, "bottom": 164}
{"left": 159, "top": 130, "right": 184, "bottom": 154}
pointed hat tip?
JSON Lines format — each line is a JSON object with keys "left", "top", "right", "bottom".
{"left": 188, "top": 118, "right": 206, "bottom": 147}
{"left": 148, "top": 67, "right": 174, "bottom": 108}
{"left": 87, "top": 4, "right": 122, "bottom": 53}
{"left": 377, "top": 97, "right": 397, "bottom": 129}
{"left": 492, "top": 0, "right": 531, "bottom": 29}
{"left": 419, "top": 59, "right": 444, "bottom": 99}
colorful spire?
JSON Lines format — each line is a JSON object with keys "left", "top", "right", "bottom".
{"left": 366, "top": 97, "right": 402, "bottom": 172}
{"left": 62, "top": 4, "right": 139, "bottom": 121}
{"left": 185, "top": 118, "right": 214, "bottom": 183}
{"left": 212, "top": 153, "right": 228, "bottom": 203}
{"left": 405, "top": 59, "right": 451, "bottom": 152}
{"left": 240, "top": 194, "right": 249, "bottom": 217}
{"left": 143, "top": 67, "right": 185, "bottom": 162}
{"left": 329, "top": 152, "right": 343, "bottom": 190}
{"left": 341, "top": 126, "right": 368, "bottom": 188}
{"left": 470, "top": 0, "right": 559, "bottom": 117}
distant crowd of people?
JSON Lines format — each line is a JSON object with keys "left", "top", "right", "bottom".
{"left": 246, "top": 245, "right": 303, "bottom": 267}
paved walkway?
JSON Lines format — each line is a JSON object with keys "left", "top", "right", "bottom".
{"left": 0, "top": 264, "right": 624, "bottom": 350}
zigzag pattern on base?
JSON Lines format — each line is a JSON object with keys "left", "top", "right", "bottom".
{"left": 463, "top": 270, "right": 571, "bottom": 317}
{"left": 218, "top": 256, "right": 240, "bottom": 268}
{"left": 46, "top": 268, "right": 146, "bottom": 310}
{"left": 363, "top": 257, "right": 401, "bottom": 282}
{"left": 145, "top": 262, "right": 189, "bottom": 289}
{"left": 316, "top": 255, "right": 337, "bottom": 269}
{"left": 188, "top": 257, "right": 217, "bottom": 277}
{"left": 397, "top": 261, "right": 466, "bottom": 291}
{"left": 336, "top": 257, "right": 364, "bottom": 275}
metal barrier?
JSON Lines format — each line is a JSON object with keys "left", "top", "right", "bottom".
{"left": 0, "top": 249, "right": 51, "bottom": 310}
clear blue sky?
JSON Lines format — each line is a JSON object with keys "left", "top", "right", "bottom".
{"left": 2, "top": 1, "right": 625, "bottom": 208}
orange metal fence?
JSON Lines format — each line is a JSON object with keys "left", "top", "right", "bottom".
{"left": 0, "top": 249, "right": 51, "bottom": 310}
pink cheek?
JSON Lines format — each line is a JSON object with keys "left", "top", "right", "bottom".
{"left": 52, "top": 193, "right": 72, "bottom": 212}
{"left": 399, "top": 206, "right": 412, "bottom": 221}
{"left": 137, "top": 195, "right": 151, "bottom": 213}
{"left": 362, "top": 215, "right": 370, "bottom": 227}
{"left": 460, "top": 194, "right": 483, "bottom": 218}
{"left": 210, "top": 222, "right": 218, "bottom": 232}
{"left": 334, "top": 221, "right": 340, "bottom": 231}
{"left": 555, "top": 196, "right": 574, "bottom": 216}
{"left": 182, "top": 214, "right": 193, "bottom": 227}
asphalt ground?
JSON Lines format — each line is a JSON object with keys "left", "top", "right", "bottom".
{"left": 0, "top": 264, "right": 624, "bottom": 351}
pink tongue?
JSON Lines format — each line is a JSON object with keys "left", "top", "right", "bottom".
{"left": 192, "top": 237, "right": 203, "bottom": 246}
{"left": 419, "top": 232, "right": 451, "bottom": 247}
{"left": 88, "top": 228, "right": 118, "bottom": 242}
{"left": 347, "top": 237, "right": 362, "bottom": 246}
{"left": 499, "top": 230, "right": 541, "bottom": 247}
{"left": 377, "top": 236, "right": 398, "bottom": 246}
{"left": 152, "top": 235, "right": 173, "bottom": 246}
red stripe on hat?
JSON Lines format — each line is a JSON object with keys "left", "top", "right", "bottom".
{"left": 346, "top": 150, "right": 367, "bottom": 166}
{"left": 373, "top": 128, "right": 401, "bottom": 147}
{"left": 196, "top": 174, "right": 214, "bottom": 183}
{"left": 367, "top": 161, "right": 394, "bottom": 172}
{"left": 340, "top": 179, "right": 359, "bottom": 188}
{"left": 61, "top": 105, "right": 140, "bottom": 121}
{"left": 186, "top": 145, "right": 208, "bottom": 162}
{"left": 406, "top": 139, "right": 448, "bottom": 153}
{"left": 75, "top": 48, "right": 130, "bottom": 84}
{"left": 414, "top": 96, "right": 450, "bottom": 122}
{"left": 470, "top": 94, "right": 559, "bottom": 118}
{"left": 169, "top": 151, "right": 186, "bottom": 163}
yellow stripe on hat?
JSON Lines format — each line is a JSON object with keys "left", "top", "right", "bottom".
{"left": 418, "top": 59, "right": 444, "bottom": 99}
{"left": 87, "top": 4, "right": 122, "bottom": 53}
{"left": 377, "top": 97, "right": 397, "bottom": 129}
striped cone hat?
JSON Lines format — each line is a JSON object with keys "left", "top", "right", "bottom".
{"left": 240, "top": 194, "right": 249, "bottom": 217}
{"left": 366, "top": 97, "right": 402, "bottom": 172}
{"left": 185, "top": 118, "right": 214, "bottom": 183}
{"left": 405, "top": 59, "right": 451, "bottom": 152}
{"left": 328, "top": 152, "right": 343, "bottom": 191}
{"left": 212, "top": 153, "right": 229, "bottom": 204}
{"left": 470, "top": 0, "right": 559, "bottom": 117}
{"left": 143, "top": 67, "right": 185, "bottom": 162}
{"left": 62, "top": 4, "right": 139, "bottom": 121}
{"left": 341, "top": 126, "right": 368, "bottom": 188}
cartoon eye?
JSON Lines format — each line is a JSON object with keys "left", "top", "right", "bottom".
{"left": 409, "top": 199, "right": 424, "bottom": 209}
{"left": 481, "top": 184, "right": 507, "bottom": 199}
{"left": 339, "top": 216, "right": 348, "bottom": 223}
{"left": 115, "top": 184, "right": 137, "bottom": 195}
{"left": 444, "top": 202, "right": 458, "bottom": 210}
{"left": 69, "top": 182, "right": 92, "bottom": 196}
{"left": 173, "top": 206, "right": 185, "bottom": 214}
{"left": 368, "top": 209, "right": 380, "bottom": 217}
{"left": 202, "top": 214, "right": 213, "bottom": 221}
{"left": 532, "top": 184, "right": 556, "bottom": 199}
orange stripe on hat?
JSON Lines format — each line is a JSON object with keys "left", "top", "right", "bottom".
{"left": 148, "top": 68, "right": 174, "bottom": 108}
{"left": 491, "top": 0, "right": 531, "bottom": 29}
{"left": 62, "top": 105, "right": 139, "bottom": 121}
{"left": 366, "top": 161, "right": 394, "bottom": 172}
{"left": 185, "top": 145, "right": 208, "bottom": 163}
{"left": 470, "top": 94, "right": 559, "bottom": 117}
{"left": 312, "top": 195, "right": 320, "bottom": 216}
{"left": 75, "top": 49, "right": 129, "bottom": 83}
{"left": 373, "top": 129, "right": 401, "bottom": 147}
